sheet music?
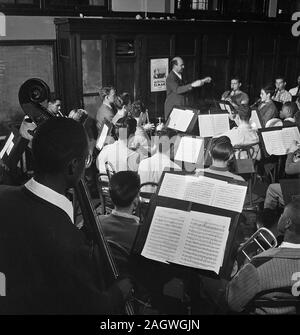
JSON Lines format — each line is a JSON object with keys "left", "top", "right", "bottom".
{"left": 225, "top": 104, "right": 232, "bottom": 114}
{"left": 281, "top": 127, "right": 300, "bottom": 150}
{"left": 250, "top": 110, "right": 262, "bottom": 129}
{"left": 261, "top": 130, "right": 286, "bottom": 155}
{"left": 212, "top": 183, "right": 248, "bottom": 213}
{"left": 174, "top": 136, "right": 203, "bottom": 163}
{"left": 141, "top": 207, "right": 231, "bottom": 274}
{"left": 141, "top": 207, "right": 187, "bottom": 263}
{"left": 178, "top": 211, "right": 230, "bottom": 273}
{"left": 158, "top": 173, "right": 247, "bottom": 213}
{"left": 0, "top": 132, "right": 14, "bottom": 159}
{"left": 198, "top": 114, "right": 229, "bottom": 137}
{"left": 262, "top": 127, "right": 300, "bottom": 156}
{"left": 213, "top": 114, "right": 230, "bottom": 135}
{"left": 96, "top": 124, "right": 109, "bottom": 150}
{"left": 198, "top": 115, "right": 215, "bottom": 137}
{"left": 158, "top": 173, "right": 187, "bottom": 199}
{"left": 168, "top": 108, "right": 194, "bottom": 132}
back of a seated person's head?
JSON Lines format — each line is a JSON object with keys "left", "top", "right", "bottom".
{"left": 210, "top": 136, "right": 233, "bottom": 162}
{"left": 128, "top": 100, "right": 146, "bottom": 118}
{"left": 279, "top": 199, "right": 300, "bottom": 236}
{"left": 114, "top": 117, "right": 137, "bottom": 139}
{"left": 109, "top": 171, "right": 140, "bottom": 208}
{"left": 32, "top": 118, "right": 88, "bottom": 177}
{"left": 236, "top": 105, "right": 251, "bottom": 122}
{"left": 281, "top": 101, "right": 298, "bottom": 118}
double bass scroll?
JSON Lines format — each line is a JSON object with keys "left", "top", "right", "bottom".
{"left": 18, "top": 78, "right": 135, "bottom": 315}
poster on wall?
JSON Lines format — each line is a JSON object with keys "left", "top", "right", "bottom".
{"left": 150, "top": 58, "right": 168, "bottom": 92}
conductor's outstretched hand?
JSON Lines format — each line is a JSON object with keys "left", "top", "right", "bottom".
{"left": 191, "top": 76, "right": 212, "bottom": 87}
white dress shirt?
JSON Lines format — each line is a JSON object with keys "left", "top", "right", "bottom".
{"left": 138, "top": 152, "right": 181, "bottom": 192}
{"left": 96, "top": 139, "right": 140, "bottom": 174}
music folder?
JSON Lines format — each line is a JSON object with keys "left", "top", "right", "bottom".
{"left": 174, "top": 135, "right": 204, "bottom": 170}
{"left": 198, "top": 113, "right": 230, "bottom": 137}
{"left": 165, "top": 106, "right": 200, "bottom": 134}
{"left": 133, "top": 170, "right": 247, "bottom": 280}
{"left": 258, "top": 125, "right": 300, "bottom": 157}
{"left": 218, "top": 100, "right": 235, "bottom": 114}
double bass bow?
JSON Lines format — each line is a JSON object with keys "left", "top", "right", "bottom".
{"left": 18, "top": 78, "right": 135, "bottom": 315}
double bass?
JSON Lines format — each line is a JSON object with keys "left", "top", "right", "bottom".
{"left": 18, "top": 78, "right": 135, "bottom": 315}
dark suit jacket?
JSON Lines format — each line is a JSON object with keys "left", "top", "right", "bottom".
{"left": 164, "top": 70, "right": 193, "bottom": 120}
{"left": 258, "top": 100, "right": 278, "bottom": 127}
{"left": 96, "top": 103, "right": 114, "bottom": 130}
{"left": 0, "top": 185, "right": 123, "bottom": 314}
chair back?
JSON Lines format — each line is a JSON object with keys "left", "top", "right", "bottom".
{"left": 265, "top": 118, "right": 283, "bottom": 128}
{"left": 97, "top": 172, "right": 114, "bottom": 215}
{"left": 246, "top": 288, "right": 300, "bottom": 314}
{"left": 105, "top": 161, "right": 116, "bottom": 182}
{"left": 233, "top": 142, "right": 260, "bottom": 160}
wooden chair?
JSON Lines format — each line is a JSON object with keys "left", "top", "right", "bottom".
{"left": 136, "top": 182, "right": 159, "bottom": 222}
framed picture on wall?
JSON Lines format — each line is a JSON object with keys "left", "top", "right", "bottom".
{"left": 150, "top": 58, "right": 168, "bottom": 92}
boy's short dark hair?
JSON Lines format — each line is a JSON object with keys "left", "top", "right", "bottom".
{"left": 109, "top": 171, "right": 140, "bottom": 207}
{"left": 282, "top": 101, "right": 298, "bottom": 117}
{"left": 262, "top": 84, "right": 274, "bottom": 97}
{"left": 32, "top": 118, "right": 88, "bottom": 175}
{"left": 210, "top": 136, "right": 233, "bottom": 162}
{"left": 128, "top": 100, "right": 146, "bottom": 118}
{"left": 47, "top": 92, "right": 61, "bottom": 104}
{"left": 237, "top": 105, "right": 251, "bottom": 122}
{"left": 114, "top": 117, "right": 137, "bottom": 139}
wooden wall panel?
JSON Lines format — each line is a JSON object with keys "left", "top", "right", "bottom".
{"left": 55, "top": 18, "right": 299, "bottom": 120}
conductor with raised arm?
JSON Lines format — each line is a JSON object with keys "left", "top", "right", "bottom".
{"left": 164, "top": 56, "right": 211, "bottom": 120}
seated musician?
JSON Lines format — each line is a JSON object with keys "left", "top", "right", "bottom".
{"left": 96, "top": 116, "right": 140, "bottom": 174}
{"left": 289, "top": 74, "right": 300, "bottom": 110}
{"left": 111, "top": 93, "right": 131, "bottom": 125}
{"left": 47, "top": 93, "right": 62, "bottom": 117}
{"left": 289, "top": 74, "right": 300, "bottom": 98}
{"left": 127, "top": 100, "right": 154, "bottom": 160}
{"left": 99, "top": 171, "right": 141, "bottom": 256}
{"left": 226, "top": 199, "right": 300, "bottom": 314}
{"left": 220, "top": 105, "right": 261, "bottom": 160}
{"left": 197, "top": 136, "right": 244, "bottom": 181}
{"left": 96, "top": 86, "right": 116, "bottom": 131}
{"left": 272, "top": 76, "right": 292, "bottom": 104}
{"left": 264, "top": 141, "right": 300, "bottom": 213}
{"left": 257, "top": 85, "right": 278, "bottom": 127}
{"left": 138, "top": 127, "right": 181, "bottom": 193}
{"left": 221, "top": 76, "right": 249, "bottom": 109}
{"left": 0, "top": 118, "right": 132, "bottom": 314}
{"left": 280, "top": 101, "right": 298, "bottom": 126}
{"left": 267, "top": 101, "right": 298, "bottom": 128}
